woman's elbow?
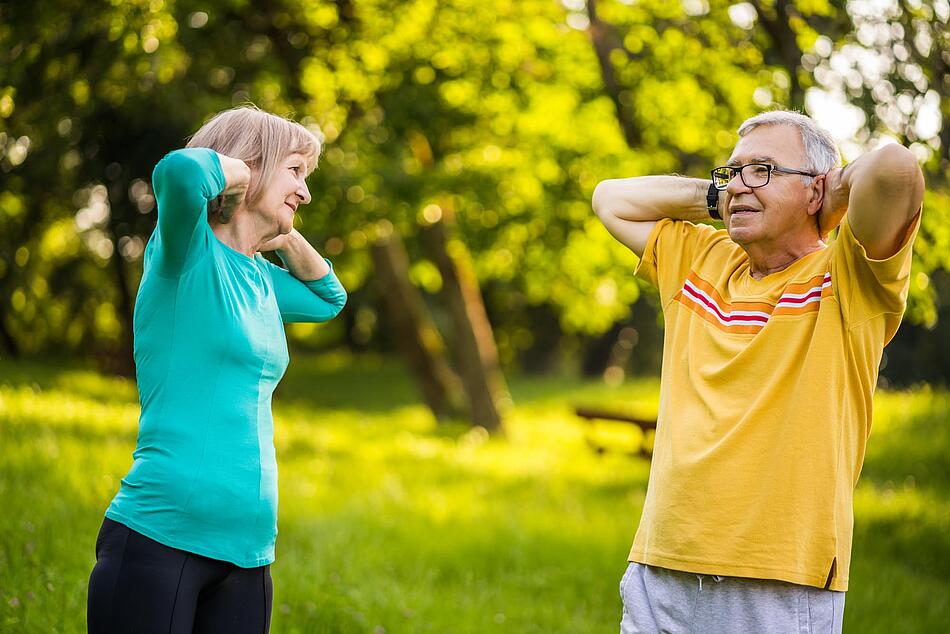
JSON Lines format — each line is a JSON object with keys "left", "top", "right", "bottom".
{"left": 327, "top": 290, "right": 347, "bottom": 319}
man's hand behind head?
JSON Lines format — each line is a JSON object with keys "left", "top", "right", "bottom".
{"left": 817, "top": 167, "right": 848, "bottom": 240}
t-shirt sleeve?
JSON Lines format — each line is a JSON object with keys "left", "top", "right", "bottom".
{"left": 831, "top": 212, "right": 920, "bottom": 343}
{"left": 151, "top": 148, "right": 226, "bottom": 277}
{"left": 260, "top": 256, "right": 348, "bottom": 323}
{"left": 636, "top": 219, "right": 721, "bottom": 304}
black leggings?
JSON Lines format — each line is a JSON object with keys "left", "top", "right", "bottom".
{"left": 87, "top": 518, "right": 272, "bottom": 633}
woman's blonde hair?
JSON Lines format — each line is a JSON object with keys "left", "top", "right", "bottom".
{"left": 186, "top": 105, "right": 322, "bottom": 218}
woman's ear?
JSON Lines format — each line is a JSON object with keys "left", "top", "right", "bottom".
{"left": 242, "top": 164, "right": 264, "bottom": 207}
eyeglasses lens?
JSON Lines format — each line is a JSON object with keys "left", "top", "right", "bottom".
{"left": 742, "top": 165, "right": 770, "bottom": 188}
{"left": 712, "top": 169, "right": 732, "bottom": 189}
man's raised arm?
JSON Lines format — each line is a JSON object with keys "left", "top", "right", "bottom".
{"left": 592, "top": 176, "right": 713, "bottom": 257}
{"left": 819, "top": 144, "right": 925, "bottom": 259}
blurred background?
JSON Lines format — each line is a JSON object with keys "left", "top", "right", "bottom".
{"left": 1, "top": 1, "right": 948, "bottom": 632}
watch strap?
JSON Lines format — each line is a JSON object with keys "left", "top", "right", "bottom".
{"left": 706, "top": 182, "right": 721, "bottom": 220}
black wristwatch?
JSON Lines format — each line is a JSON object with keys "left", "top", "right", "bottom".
{"left": 706, "top": 182, "right": 721, "bottom": 220}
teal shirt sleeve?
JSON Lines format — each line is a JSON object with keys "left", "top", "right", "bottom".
{"left": 151, "top": 148, "right": 226, "bottom": 276}
{"left": 260, "top": 256, "right": 348, "bottom": 323}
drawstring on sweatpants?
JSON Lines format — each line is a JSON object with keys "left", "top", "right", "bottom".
{"left": 697, "top": 575, "right": 725, "bottom": 590}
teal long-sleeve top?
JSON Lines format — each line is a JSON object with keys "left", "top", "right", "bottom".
{"left": 106, "top": 148, "right": 346, "bottom": 567}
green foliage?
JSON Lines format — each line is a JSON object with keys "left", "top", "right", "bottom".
{"left": 1, "top": 356, "right": 947, "bottom": 631}
{"left": 0, "top": 0, "right": 946, "bottom": 371}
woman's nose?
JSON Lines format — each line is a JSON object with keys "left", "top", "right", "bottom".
{"left": 297, "top": 182, "right": 311, "bottom": 205}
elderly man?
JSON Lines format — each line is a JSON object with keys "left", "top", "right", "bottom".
{"left": 592, "top": 110, "right": 924, "bottom": 633}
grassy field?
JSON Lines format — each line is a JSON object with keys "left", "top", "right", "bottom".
{"left": 1, "top": 354, "right": 947, "bottom": 633}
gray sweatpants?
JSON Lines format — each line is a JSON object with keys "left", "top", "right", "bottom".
{"left": 620, "top": 562, "right": 845, "bottom": 634}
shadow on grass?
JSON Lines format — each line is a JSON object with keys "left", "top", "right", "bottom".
{"left": 278, "top": 353, "right": 661, "bottom": 421}
{"left": 0, "top": 358, "right": 137, "bottom": 403}
{"left": 847, "top": 511, "right": 950, "bottom": 632}
{"left": 275, "top": 354, "right": 424, "bottom": 414}
{"left": 853, "top": 512, "right": 950, "bottom": 583}
{"left": 861, "top": 393, "right": 950, "bottom": 499}
{"left": 0, "top": 355, "right": 418, "bottom": 416}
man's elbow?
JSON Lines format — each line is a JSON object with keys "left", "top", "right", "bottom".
{"left": 592, "top": 179, "right": 620, "bottom": 220}
{"left": 876, "top": 144, "right": 925, "bottom": 199}
{"left": 875, "top": 142, "right": 917, "bottom": 170}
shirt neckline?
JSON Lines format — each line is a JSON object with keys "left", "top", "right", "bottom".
{"left": 208, "top": 224, "right": 260, "bottom": 267}
{"left": 729, "top": 247, "right": 830, "bottom": 298}
{"left": 738, "top": 246, "right": 829, "bottom": 285}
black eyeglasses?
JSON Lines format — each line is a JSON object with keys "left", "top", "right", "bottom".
{"left": 710, "top": 163, "right": 818, "bottom": 191}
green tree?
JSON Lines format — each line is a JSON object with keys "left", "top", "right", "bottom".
{"left": 1, "top": 0, "right": 946, "bottom": 385}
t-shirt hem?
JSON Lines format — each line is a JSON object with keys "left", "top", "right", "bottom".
{"left": 104, "top": 509, "right": 275, "bottom": 569}
{"left": 628, "top": 549, "right": 848, "bottom": 592}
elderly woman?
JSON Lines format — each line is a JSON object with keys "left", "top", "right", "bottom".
{"left": 87, "top": 106, "right": 346, "bottom": 633}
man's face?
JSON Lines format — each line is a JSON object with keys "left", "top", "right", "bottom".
{"left": 723, "top": 125, "right": 819, "bottom": 248}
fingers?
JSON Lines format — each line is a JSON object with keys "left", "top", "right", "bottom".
{"left": 216, "top": 152, "right": 252, "bottom": 194}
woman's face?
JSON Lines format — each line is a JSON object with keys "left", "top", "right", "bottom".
{"left": 254, "top": 152, "right": 312, "bottom": 235}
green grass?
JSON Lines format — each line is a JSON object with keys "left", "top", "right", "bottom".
{"left": 0, "top": 355, "right": 947, "bottom": 632}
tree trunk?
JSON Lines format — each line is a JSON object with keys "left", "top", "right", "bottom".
{"left": 420, "top": 212, "right": 510, "bottom": 433}
{"left": 585, "top": 1, "right": 712, "bottom": 174}
{"left": 106, "top": 197, "right": 136, "bottom": 377}
{"left": 750, "top": 0, "right": 806, "bottom": 109}
{"left": 0, "top": 316, "right": 20, "bottom": 359}
{"left": 586, "top": 0, "right": 641, "bottom": 148}
{"left": 371, "top": 230, "right": 465, "bottom": 422}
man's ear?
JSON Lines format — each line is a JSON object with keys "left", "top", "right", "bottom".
{"left": 806, "top": 174, "right": 825, "bottom": 217}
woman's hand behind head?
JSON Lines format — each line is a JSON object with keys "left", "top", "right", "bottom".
{"left": 210, "top": 153, "right": 251, "bottom": 223}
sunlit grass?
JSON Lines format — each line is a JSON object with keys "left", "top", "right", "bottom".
{"left": 0, "top": 356, "right": 946, "bottom": 632}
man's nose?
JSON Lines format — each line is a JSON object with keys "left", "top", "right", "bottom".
{"left": 726, "top": 172, "right": 752, "bottom": 196}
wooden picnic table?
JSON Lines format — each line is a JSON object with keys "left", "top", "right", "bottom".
{"left": 575, "top": 406, "right": 657, "bottom": 459}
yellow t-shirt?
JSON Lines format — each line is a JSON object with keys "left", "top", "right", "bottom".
{"left": 630, "top": 215, "right": 919, "bottom": 591}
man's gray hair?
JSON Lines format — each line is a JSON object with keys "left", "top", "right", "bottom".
{"left": 737, "top": 111, "right": 841, "bottom": 180}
